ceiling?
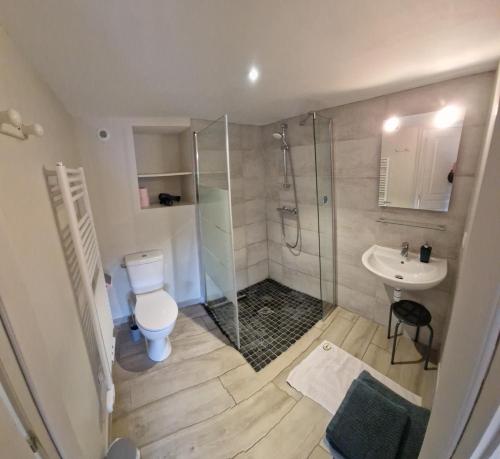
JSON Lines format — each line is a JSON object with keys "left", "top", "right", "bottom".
{"left": 1, "top": 0, "right": 499, "bottom": 125}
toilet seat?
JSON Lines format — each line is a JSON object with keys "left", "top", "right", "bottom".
{"left": 135, "top": 290, "right": 178, "bottom": 332}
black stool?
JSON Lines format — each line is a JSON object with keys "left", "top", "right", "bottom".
{"left": 388, "top": 300, "right": 433, "bottom": 370}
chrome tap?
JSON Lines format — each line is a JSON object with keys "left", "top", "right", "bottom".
{"left": 401, "top": 242, "right": 409, "bottom": 259}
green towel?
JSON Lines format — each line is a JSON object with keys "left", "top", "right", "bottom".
{"left": 358, "top": 371, "right": 430, "bottom": 459}
{"left": 326, "top": 378, "right": 409, "bottom": 459}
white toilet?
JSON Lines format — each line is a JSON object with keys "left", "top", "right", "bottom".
{"left": 125, "top": 250, "right": 178, "bottom": 362}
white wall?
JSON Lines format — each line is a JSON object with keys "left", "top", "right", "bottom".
{"left": 73, "top": 117, "right": 201, "bottom": 322}
{"left": 0, "top": 27, "right": 106, "bottom": 458}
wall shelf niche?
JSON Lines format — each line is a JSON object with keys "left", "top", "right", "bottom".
{"left": 132, "top": 123, "right": 194, "bottom": 210}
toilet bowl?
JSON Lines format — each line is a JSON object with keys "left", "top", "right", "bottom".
{"left": 134, "top": 289, "right": 178, "bottom": 361}
{"left": 125, "top": 250, "right": 179, "bottom": 362}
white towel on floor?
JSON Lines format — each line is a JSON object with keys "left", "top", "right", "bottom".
{"left": 287, "top": 341, "right": 422, "bottom": 416}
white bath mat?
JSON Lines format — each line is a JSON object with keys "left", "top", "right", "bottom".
{"left": 287, "top": 340, "right": 421, "bottom": 416}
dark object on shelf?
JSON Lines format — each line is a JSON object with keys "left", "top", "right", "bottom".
{"left": 420, "top": 243, "right": 432, "bottom": 263}
{"left": 158, "top": 193, "right": 181, "bottom": 206}
{"left": 388, "top": 300, "right": 433, "bottom": 370}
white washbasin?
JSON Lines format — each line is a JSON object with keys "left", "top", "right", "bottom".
{"left": 362, "top": 245, "right": 447, "bottom": 290}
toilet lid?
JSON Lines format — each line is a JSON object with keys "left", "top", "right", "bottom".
{"left": 135, "top": 290, "right": 178, "bottom": 332}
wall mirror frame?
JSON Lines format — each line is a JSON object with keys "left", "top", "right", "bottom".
{"left": 379, "top": 106, "right": 465, "bottom": 212}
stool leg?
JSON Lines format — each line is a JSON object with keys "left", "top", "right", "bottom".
{"left": 391, "top": 321, "right": 401, "bottom": 364}
{"left": 388, "top": 303, "right": 394, "bottom": 339}
{"left": 414, "top": 326, "right": 420, "bottom": 343}
{"left": 425, "top": 324, "right": 434, "bottom": 370}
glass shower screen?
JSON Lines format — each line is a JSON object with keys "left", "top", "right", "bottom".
{"left": 313, "top": 114, "right": 336, "bottom": 317}
{"left": 194, "top": 115, "right": 240, "bottom": 348}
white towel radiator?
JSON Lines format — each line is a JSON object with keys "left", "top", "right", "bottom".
{"left": 48, "top": 163, "right": 115, "bottom": 414}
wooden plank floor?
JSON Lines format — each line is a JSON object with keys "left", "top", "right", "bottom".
{"left": 112, "top": 305, "right": 437, "bottom": 459}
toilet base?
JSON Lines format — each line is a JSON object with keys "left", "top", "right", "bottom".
{"left": 145, "top": 336, "right": 172, "bottom": 362}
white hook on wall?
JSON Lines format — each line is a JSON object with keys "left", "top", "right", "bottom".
{"left": 0, "top": 108, "right": 44, "bottom": 140}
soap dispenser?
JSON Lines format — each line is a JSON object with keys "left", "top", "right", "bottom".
{"left": 420, "top": 242, "right": 432, "bottom": 263}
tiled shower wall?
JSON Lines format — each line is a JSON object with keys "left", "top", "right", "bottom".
{"left": 229, "top": 124, "right": 269, "bottom": 291}
{"left": 261, "top": 121, "right": 333, "bottom": 301}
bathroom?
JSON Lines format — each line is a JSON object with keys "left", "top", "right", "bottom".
{"left": 0, "top": 2, "right": 499, "bottom": 459}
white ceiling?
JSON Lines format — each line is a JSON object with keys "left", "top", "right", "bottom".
{"left": 1, "top": 0, "right": 499, "bottom": 125}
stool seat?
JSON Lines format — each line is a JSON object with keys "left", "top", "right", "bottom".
{"left": 388, "top": 300, "right": 434, "bottom": 370}
{"left": 392, "top": 300, "right": 431, "bottom": 327}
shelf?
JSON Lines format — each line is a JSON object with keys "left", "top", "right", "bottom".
{"left": 138, "top": 171, "right": 192, "bottom": 178}
{"left": 141, "top": 201, "right": 195, "bottom": 210}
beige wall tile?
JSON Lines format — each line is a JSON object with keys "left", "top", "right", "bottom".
{"left": 245, "top": 198, "right": 266, "bottom": 224}
{"left": 247, "top": 241, "right": 268, "bottom": 266}
{"left": 334, "top": 177, "right": 379, "bottom": 211}
{"left": 236, "top": 269, "right": 249, "bottom": 291}
{"left": 234, "top": 247, "right": 247, "bottom": 271}
{"left": 334, "top": 137, "right": 380, "bottom": 178}
{"left": 337, "top": 283, "right": 375, "bottom": 318}
{"left": 245, "top": 221, "right": 267, "bottom": 245}
{"left": 268, "top": 260, "right": 283, "bottom": 283}
{"left": 248, "top": 259, "right": 269, "bottom": 285}
{"left": 244, "top": 176, "right": 266, "bottom": 200}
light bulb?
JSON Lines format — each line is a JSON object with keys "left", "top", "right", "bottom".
{"left": 434, "top": 105, "right": 462, "bottom": 129}
{"left": 383, "top": 116, "right": 400, "bottom": 133}
{"left": 248, "top": 66, "right": 259, "bottom": 83}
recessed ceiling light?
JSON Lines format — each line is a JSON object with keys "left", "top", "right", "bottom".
{"left": 383, "top": 116, "right": 400, "bottom": 133}
{"left": 434, "top": 105, "right": 462, "bottom": 129}
{"left": 248, "top": 66, "right": 259, "bottom": 83}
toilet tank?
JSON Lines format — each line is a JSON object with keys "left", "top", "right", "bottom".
{"left": 125, "top": 250, "right": 164, "bottom": 294}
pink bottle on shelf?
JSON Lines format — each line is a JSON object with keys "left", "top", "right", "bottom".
{"left": 139, "top": 187, "right": 150, "bottom": 208}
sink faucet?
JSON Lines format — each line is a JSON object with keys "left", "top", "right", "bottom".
{"left": 401, "top": 242, "right": 409, "bottom": 259}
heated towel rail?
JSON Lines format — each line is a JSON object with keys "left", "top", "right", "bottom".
{"left": 47, "top": 163, "right": 115, "bottom": 415}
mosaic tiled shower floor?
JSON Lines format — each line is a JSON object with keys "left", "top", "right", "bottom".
{"left": 205, "top": 278, "right": 323, "bottom": 371}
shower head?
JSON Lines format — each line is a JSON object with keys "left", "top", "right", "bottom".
{"left": 272, "top": 132, "right": 282, "bottom": 140}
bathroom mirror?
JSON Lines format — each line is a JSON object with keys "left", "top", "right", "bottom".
{"left": 379, "top": 106, "right": 464, "bottom": 211}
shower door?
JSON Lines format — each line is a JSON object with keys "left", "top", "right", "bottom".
{"left": 194, "top": 115, "right": 240, "bottom": 348}
{"left": 313, "top": 114, "right": 336, "bottom": 317}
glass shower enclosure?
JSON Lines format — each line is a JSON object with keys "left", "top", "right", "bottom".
{"left": 313, "top": 113, "right": 335, "bottom": 318}
{"left": 193, "top": 115, "right": 240, "bottom": 348}
{"left": 194, "top": 112, "right": 335, "bottom": 361}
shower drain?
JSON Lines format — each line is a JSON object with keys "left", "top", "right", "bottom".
{"left": 258, "top": 306, "right": 274, "bottom": 316}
